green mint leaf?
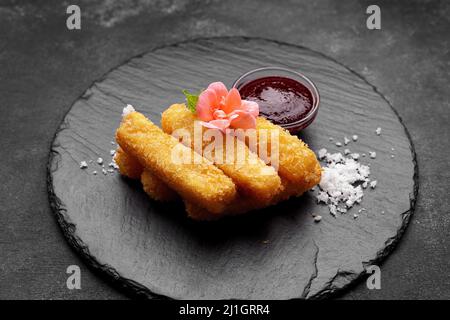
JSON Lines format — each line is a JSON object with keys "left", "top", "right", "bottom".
{"left": 182, "top": 89, "right": 199, "bottom": 113}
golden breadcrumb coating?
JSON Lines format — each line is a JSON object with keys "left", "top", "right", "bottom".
{"left": 255, "top": 117, "right": 321, "bottom": 192}
{"left": 161, "top": 104, "right": 282, "bottom": 204}
{"left": 116, "top": 111, "right": 236, "bottom": 214}
{"left": 114, "top": 147, "right": 143, "bottom": 179}
{"left": 141, "top": 170, "right": 179, "bottom": 202}
{"left": 115, "top": 148, "right": 178, "bottom": 201}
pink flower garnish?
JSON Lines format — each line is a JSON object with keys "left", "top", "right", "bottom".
{"left": 195, "top": 82, "right": 259, "bottom": 131}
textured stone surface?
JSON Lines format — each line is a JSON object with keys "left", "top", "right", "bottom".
{"left": 48, "top": 38, "right": 416, "bottom": 299}
{"left": 0, "top": 0, "right": 449, "bottom": 299}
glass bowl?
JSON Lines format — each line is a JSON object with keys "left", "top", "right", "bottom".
{"left": 232, "top": 67, "right": 320, "bottom": 133}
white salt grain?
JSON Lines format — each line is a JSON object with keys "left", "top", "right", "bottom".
{"left": 92, "top": 171, "right": 97, "bottom": 175}
{"left": 336, "top": 142, "right": 342, "bottom": 147}
{"left": 316, "top": 191, "right": 329, "bottom": 204}
{"left": 102, "top": 169, "right": 107, "bottom": 175}
{"left": 97, "top": 157, "right": 103, "bottom": 165}
{"left": 337, "top": 207, "right": 347, "bottom": 214}
{"left": 351, "top": 153, "right": 360, "bottom": 160}
{"left": 318, "top": 148, "right": 328, "bottom": 160}
{"left": 369, "top": 151, "right": 376, "bottom": 159}
{"left": 352, "top": 135, "right": 358, "bottom": 141}
{"left": 344, "top": 149, "right": 351, "bottom": 155}
{"left": 313, "top": 215, "right": 322, "bottom": 222}
{"left": 375, "top": 127, "right": 382, "bottom": 135}
{"left": 122, "top": 104, "right": 135, "bottom": 117}
{"left": 329, "top": 206, "right": 337, "bottom": 217}
{"left": 344, "top": 137, "right": 350, "bottom": 145}
{"left": 80, "top": 161, "right": 88, "bottom": 169}
{"left": 110, "top": 150, "right": 116, "bottom": 156}
{"left": 370, "top": 180, "right": 377, "bottom": 189}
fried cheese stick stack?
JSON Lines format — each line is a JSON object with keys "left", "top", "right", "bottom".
{"left": 162, "top": 104, "right": 321, "bottom": 194}
{"left": 115, "top": 106, "right": 321, "bottom": 220}
{"left": 161, "top": 104, "right": 281, "bottom": 204}
{"left": 116, "top": 143, "right": 313, "bottom": 219}
{"left": 116, "top": 108, "right": 236, "bottom": 214}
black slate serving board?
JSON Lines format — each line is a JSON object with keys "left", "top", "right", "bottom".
{"left": 48, "top": 38, "right": 417, "bottom": 299}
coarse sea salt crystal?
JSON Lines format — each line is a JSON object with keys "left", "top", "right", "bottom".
{"left": 344, "top": 149, "right": 351, "bottom": 155}
{"left": 313, "top": 215, "right": 322, "bottom": 222}
{"left": 109, "top": 154, "right": 120, "bottom": 169}
{"left": 352, "top": 135, "right": 358, "bottom": 141}
{"left": 318, "top": 148, "right": 328, "bottom": 160}
{"left": 316, "top": 191, "right": 329, "bottom": 204}
{"left": 375, "top": 127, "right": 382, "bottom": 135}
{"left": 370, "top": 180, "right": 377, "bottom": 189}
{"left": 80, "top": 161, "right": 88, "bottom": 169}
{"left": 336, "top": 142, "right": 342, "bottom": 147}
{"left": 369, "top": 151, "right": 376, "bottom": 159}
{"left": 97, "top": 157, "right": 103, "bottom": 165}
{"left": 329, "top": 205, "right": 337, "bottom": 217}
{"left": 122, "top": 104, "right": 135, "bottom": 117}
{"left": 110, "top": 150, "right": 116, "bottom": 156}
{"left": 316, "top": 150, "right": 371, "bottom": 216}
{"left": 344, "top": 137, "right": 350, "bottom": 145}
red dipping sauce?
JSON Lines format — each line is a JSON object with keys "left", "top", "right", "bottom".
{"left": 233, "top": 67, "right": 320, "bottom": 133}
{"left": 239, "top": 76, "right": 313, "bottom": 126}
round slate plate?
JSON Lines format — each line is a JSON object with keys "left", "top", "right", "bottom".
{"left": 48, "top": 37, "right": 417, "bottom": 299}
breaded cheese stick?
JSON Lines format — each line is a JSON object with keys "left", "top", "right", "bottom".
{"left": 253, "top": 117, "right": 321, "bottom": 192}
{"left": 116, "top": 107, "right": 236, "bottom": 214}
{"left": 114, "top": 147, "right": 143, "bottom": 179}
{"left": 161, "top": 104, "right": 282, "bottom": 204}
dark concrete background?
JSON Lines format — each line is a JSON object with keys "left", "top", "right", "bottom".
{"left": 0, "top": 0, "right": 449, "bottom": 300}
